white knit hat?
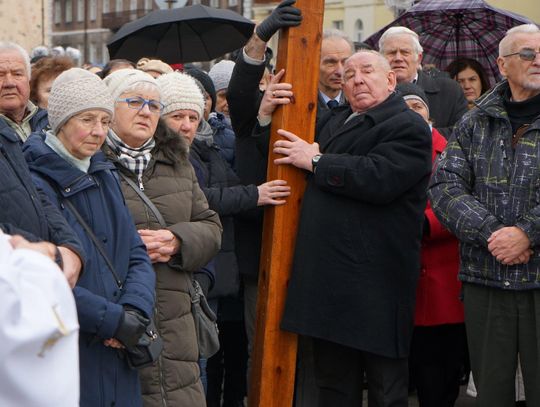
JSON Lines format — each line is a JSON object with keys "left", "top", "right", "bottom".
{"left": 103, "top": 68, "right": 159, "bottom": 101}
{"left": 208, "top": 60, "right": 235, "bottom": 92}
{"left": 48, "top": 68, "right": 114, "bottom": 134}
{"left": 156, "top": 72, "right": 205, "bottom": 118}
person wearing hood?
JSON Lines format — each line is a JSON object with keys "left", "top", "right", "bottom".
{"left": 156, "top": 71, "right": 290, "bottom": 407}
{"left": 23, "top": 68, "right": 156, "bottom": 407}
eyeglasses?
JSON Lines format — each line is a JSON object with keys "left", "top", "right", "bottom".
{"left": 116, "top": 97, "right": 164, "bottom": 113}
{"left": 502, "top": 48, "right": 540, "bottom": 62}
{"left": 75, "top": 116, "right": 111, "bottom": 130}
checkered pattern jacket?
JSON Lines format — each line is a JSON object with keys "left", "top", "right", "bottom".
{"left": 429, "top": 80, "right": 540, "bottom": 290}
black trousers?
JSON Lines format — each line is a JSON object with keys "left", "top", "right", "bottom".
{"left": 464, "top": 283, "right": 540, "bottom": 407}
{"left": 206, "top": 320, "right": 248, "bottom": 407}
{"left": 312, "top": 338, "right": 409, "bottom": 407}
{"left": 409, "top": 323, "right": 467, "bottom": 407}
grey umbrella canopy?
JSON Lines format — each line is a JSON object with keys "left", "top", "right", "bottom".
{"left": 365, "top": 0, "right": 537, "bottom": 86}
{"left": 107, "top": 5, "right": 255, "bottom": 64}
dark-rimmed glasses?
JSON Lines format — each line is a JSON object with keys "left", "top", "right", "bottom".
{"left": 116, "top": 97, "right": 164, "bottom": 113}
{"left": 502, "top": 48, "right": 540, "bottom": 62}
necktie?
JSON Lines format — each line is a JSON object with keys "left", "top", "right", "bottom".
{"left": 327, "top": 99, "right": 339, "bottom": 109}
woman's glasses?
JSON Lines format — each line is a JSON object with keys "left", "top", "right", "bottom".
{"left": 117, "top": 97, "right": 164, "bottom": 113}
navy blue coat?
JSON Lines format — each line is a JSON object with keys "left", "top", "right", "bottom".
{"left": 0, "top": 112, "right": 83, "bottom": 256}
{"left": 24, "top": 134, "right": 155, "bottom": 407}
{"left": 208, "top": 112, "right": 236, "bottom": 169}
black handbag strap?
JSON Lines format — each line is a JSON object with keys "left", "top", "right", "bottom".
{"left": 61, "top": 198, "right": 123, "bottom": 289}
{"left": 118, "top": 172, "right": 167, "bottom": 228}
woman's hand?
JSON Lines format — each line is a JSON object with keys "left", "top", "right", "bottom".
{"left": 138, "top": 229, "right": 181, "bottom": 263}
{"left": 257, "top": 180, "right": 291, "bottom": 206}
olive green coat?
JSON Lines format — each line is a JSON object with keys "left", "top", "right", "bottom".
{"left": 104, "top": 125, "right": 222, "bottom": 407}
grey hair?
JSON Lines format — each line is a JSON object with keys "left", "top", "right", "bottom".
{"left": 347, "top": 50, "right": 392, "bottom": 72}
{"left": 499, "top": 24, "right": 540, "bottom": 56}
{"left": 118, "top": 81, "right": 162, "bottom": 100}
{"left": 0, "top": 42, "right": 31, "bottom": 76}
{"left": 323, "top": 28, "right": 354, "bottom": 53}
{"left": 378, "top": 26, "right": 424, "bottom": 55}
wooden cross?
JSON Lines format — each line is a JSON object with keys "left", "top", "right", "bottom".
{"left": 248, "top": 1, "right": 325, "bottom": 405}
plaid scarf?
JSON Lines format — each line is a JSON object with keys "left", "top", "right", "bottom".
{"left": 106, "top": 130, "right": 155, "bottom": 188}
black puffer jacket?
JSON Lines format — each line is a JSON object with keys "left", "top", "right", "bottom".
{"left": 189, "top": 137, "right": 258, "bottom": 298}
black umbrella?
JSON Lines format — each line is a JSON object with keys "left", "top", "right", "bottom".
{"left": 107, "top": 5, "right": 255, "bottom": 64}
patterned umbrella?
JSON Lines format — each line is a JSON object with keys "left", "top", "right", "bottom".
{"left": 366, "top": 0, "right": 537, "bottom": 86}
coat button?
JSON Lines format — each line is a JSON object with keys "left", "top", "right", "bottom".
{"left": 65, "top": 187, "right": 70, "bottom": 192}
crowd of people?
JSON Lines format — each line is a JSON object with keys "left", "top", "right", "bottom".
{"left": 1, "top": 1, "right": 539, "bottom": 406}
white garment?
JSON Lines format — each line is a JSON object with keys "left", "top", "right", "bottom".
{"left": 0, "top": 232, "right": 80, "bottom": 407}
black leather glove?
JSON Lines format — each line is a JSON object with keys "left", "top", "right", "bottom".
{"left": 115, "top": 307, "right": 150, "bottom": 349}
{"left": 255, "top": 0, "right": 303, "bottom": 42}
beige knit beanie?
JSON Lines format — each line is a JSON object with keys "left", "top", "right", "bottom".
{"left": 156, "top": 72, "right": 205, "bottom": 118}
{"left": 137, "top": 58, "right": 173, "bottom": 76}
{"left": 103, "top": 68, "right": 159, "bottom": 101}
{"left": 48, "top": 68, "right": 114, "bottom": 134}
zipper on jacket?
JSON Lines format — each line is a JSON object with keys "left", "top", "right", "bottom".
{"left": 500, "top": 139, "right": 510, "bottom": 178}
{"left": 138, "top": 175, "right": 145, "bottom": 191}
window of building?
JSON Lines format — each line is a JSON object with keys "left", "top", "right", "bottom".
{"left": 116, "top": 0, "right": 123, "bottom": 12}
{"left": 77, "top": 0, "right": 84, "bottom": 22}
{"left": 332, "top": 20, "right": 343, "bottom": 30}
{"left": 210, "top": 0, "right": 219, "bottom": 7}
{"left": 90, "top": 0, "right": 97, "bottom": 19}
{"left": 228, "top": 0, "right": 237, "bottom": 7}
{"left": 54, "top": 0, "right": 61, "bottom": 24}
{"left": 66, "top": 0, "right": 73, "bottom": 23}
{"left": 102, "top": 43, "right": 110, "bottom": 64}
{"left": 103, "top": 0, "right": 109, "bottom": 12}
{"left": 355, "top": 19, "right": 364, "bottom": 42}
{"left": 130, "top": 0, "right": 137, "bottom": 10}
{"left": 89, "top": 43, "right": 97, "bottom": 63}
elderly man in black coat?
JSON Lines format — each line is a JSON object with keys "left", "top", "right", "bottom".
{"left": 275, "top": 50, "right": 432, "bottom": 406}
{"left": 378, "top": 26, "right": 468, "bottom": 139}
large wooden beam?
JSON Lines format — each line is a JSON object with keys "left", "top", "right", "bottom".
{"left": 248, "top": 1, "right": 324, "bottom": 406}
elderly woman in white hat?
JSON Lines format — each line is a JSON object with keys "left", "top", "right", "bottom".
{"left": 23, "top": 67, "right": 156, "bottom": 407}
{"left": 102, "top": 68, "right": 222, "bottom": 407}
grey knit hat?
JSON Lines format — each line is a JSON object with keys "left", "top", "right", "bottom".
{"left": 156, "top": 72, "right": 205, "bottom": 118}
{"left": 103, "top": 68, "right": 159, "bottom": 101}
{"left": 48, "top": 68, "right": 114, "bottom": 134}
{"left": 208, "top": 60, "right": 235, "bottom": 92}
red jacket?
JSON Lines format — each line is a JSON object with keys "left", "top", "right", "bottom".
{"left": 414, "top": 128, "right": 464, "bottom": 326}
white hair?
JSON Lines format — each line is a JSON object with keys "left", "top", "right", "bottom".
{"left": 0, "top": 42, "right": 31, "bottom": 76}
{"left": 347, "top": 50, "right": 392, "bottom": 72}
{"left": 499, "top": 24, "right": 540, "bottom": 56}
{"left": 378, "top": 26, "right": 423, "bottom": 55}
{"left": 323, "top": 28, "right": 354, "bottom": 53}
